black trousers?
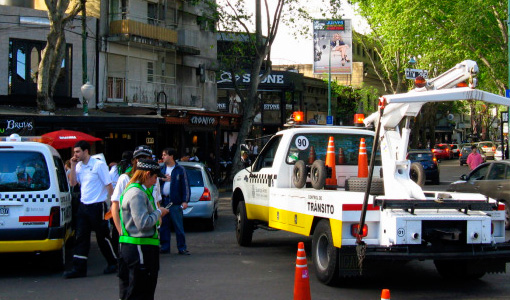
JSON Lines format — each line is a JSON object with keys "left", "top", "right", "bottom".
{"left": 73, "top": 202, "right": 117, "bottom": 271}
{"left": 119, "top": 243, "right": 160, "bottom": 300}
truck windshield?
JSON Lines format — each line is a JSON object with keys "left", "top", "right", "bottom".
{"left": 0, "top": 151, "right": 50, "bottom": 191}
{"left": 286, "top": 133, "right": 381, "bottom": 166}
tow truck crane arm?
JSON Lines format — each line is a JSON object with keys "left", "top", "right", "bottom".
{"left": 364, "top": 60, "right": 510, "bottom": 200}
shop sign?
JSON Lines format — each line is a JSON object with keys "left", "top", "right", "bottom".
{"left": 264, "top": 103, "right": 280, "bottom": 111}
{"left": 146, "top": 137, "right": 155, "bottom": 145}
{"left": 217, "top": 102, "right": 228, "bottom": 111}
{"left": 0, "top": 117, "right": 34, "bottom": 136}
{"left": 190, "top": 116, "right": 216, "bottom": 126}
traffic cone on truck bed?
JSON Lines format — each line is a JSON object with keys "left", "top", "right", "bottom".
{"left": 294, "top": 242, "right": 311, "bottom": 300}
{"left": 358, "top": 138, "right": 368, "bottom": 178}
{"left": 325, "top": 136, "right": 337, "bottom": 188}
{"left": 381, "top": 289, "right": 391, "bottom": 300}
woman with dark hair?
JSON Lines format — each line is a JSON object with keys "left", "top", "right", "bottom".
{"left": 118, "top": 159, "right": 168, "bottom": 300}
{"left": 109, "top": 151, "right": 134, "bottom": 189}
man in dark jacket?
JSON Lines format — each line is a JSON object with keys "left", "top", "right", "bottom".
{"left": 159, "top": 148, "right": 191, "bottom": 255}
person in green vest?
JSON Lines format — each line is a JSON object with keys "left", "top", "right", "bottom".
{"left": 118, "top": 159, "right": 169, "bottom": 300}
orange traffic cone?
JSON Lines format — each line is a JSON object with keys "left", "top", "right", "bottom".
{"left": 308, "top": 146, "right": 316, "bottom": 164}
{"left": 337, "top": 147, "right": 345, "bottom": 165}
{"left": 294, "top": 242, "right": 311, "bottom": 300}
{"left": 325, "top": 136, "right": 337, "bottom": 188}
{"left": 358, "top": 138, "right": 368, "bottom": 178}
{"left": 381, "top": 289, "right": 391, "bottom": 300}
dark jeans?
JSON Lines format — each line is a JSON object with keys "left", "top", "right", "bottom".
{"left": 119, "top": 243, "right": 159, "bottom": 300}
{"left": 159, "top": 203, "right": 186, "bottom": 252}
{"left": 73, "top": 202, "right": 117, "bottom": 271}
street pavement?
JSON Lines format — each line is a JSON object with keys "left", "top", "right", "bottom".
{"left": 2, "top": 158, "right": 510, "bottom": 299}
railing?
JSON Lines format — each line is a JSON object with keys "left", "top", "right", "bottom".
{"left": 109, "top": 19, "right": 177, "bottom": 43}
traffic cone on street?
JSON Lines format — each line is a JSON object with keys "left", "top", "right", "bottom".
{"left": 337, "top": 147, "right": 345, "bottom": 165}
{"left": 358, "top": 138, "right": 368, "bottom": 178}
{"left": 294, "top": 242, "right": 311, "bottom": 300}
{"left": 381, "top": 289, "right": 391, "bottom": 300}
{"left": 308, "top": 146, "right": 316, "bottom": 164}
{"left": 325, "top": 136, "right": 337, "bottom": 188}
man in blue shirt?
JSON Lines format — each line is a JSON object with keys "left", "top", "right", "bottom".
{"left": 159, "top": 148, "right": 191, "bottom": 255}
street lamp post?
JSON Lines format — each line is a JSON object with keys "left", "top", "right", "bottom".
{"left": 81, "top": 0, "right": 90, "bottom": 116}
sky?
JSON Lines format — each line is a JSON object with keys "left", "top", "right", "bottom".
{"left": 268, "top": 1, "right": 370, "bottom": 65}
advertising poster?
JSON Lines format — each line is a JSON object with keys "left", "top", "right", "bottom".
{"left": 313, "top": 19, "right": 352, "bottom": 75}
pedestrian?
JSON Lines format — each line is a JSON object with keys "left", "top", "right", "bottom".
{"left": 109, "top": 151, "right": 133, "bottom": 190}
{"left": 118, "top": 159, "right": 169, "bottom": 300}
{"left": 64, "top": 140, "right": 118, "bottom": 279}
{"left": 110, "top": 145, "right": 162, "bottom": 253}
{"left": 159, "top": 148, "right": 191, "bottom": 255}
{"left": 467, "top": 145, "right": 484, "bottom": 170}
{"left": 241, "top": 151, "right": 251, "bottom": 168}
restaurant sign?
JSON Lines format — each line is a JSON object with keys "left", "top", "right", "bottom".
{"left": 0, "top": 117, "right": 35, "bottom": 136}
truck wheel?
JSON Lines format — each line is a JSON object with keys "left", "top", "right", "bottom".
{"left": 236, "top": 201, "right": 253, "bottom": 246}
{"left": 312, "top": 219, "right": 340, "bottom": 286}
{"left": 310, "top": 160, "right": 326, "bottom": 190}
{"left": 292, "top": 160, "right": 307, "bottom": 188}
{"left": 410, "top": 162, "right": 426, "bottom": 187}
{"left": 345, "top": 177, "right": 384, "bottom": 195}
{"left": 434, "top": 260, "right": 486, "bottom": 280}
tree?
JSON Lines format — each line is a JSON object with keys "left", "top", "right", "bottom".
{"left": 37, "top": 0, "right": 82, "bottom": 112}
{"left": 350, "top": 0, "right": 508, "bottom": 146}
{"left": 216, "top": 0, "right": 341, "bottom": 177}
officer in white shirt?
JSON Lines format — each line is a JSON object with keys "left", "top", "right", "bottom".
{"left": 64, "top": 140, "right": 118, "bottom": 279}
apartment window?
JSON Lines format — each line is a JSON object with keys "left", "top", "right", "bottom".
{"left": 148, "top": 3, "right": 158, "bottom": 25}
{"left": 107, "top": 77, "right": 125, "bottom": 101}
{"left": 147, "top": 62, "right": 154, "bottom": 83}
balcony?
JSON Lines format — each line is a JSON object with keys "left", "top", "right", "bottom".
{"left": 109, "top": 19, "right": 177, "bottom": 44}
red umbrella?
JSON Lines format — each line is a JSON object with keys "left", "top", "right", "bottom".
{"left": 42, "top": 129, "right": 102, "bottom": 149}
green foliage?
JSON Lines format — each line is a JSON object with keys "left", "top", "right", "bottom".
{"left": 329, "top": 81, "right": 380, "bottom": 125}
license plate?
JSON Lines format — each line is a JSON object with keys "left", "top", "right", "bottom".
{"left": 0, "top": 207, "right": 9, "bottom": 216}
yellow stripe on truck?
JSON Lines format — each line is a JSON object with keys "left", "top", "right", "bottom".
{"left": 0, "top": 239, "right": 64, "bottom": 253}
{"left": 245, "top": 202, "right": 270, "bottom": 222}
{"left": 268, "top": 206, "right": 314, "bottom": 236}
{"left": 330, "top": 219, "right": 343, "bottom": 248}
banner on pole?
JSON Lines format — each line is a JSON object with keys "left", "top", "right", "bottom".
{"left": 313, "top": 19, "right": 352, "bottom": 75}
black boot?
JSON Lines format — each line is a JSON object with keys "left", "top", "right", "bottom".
{"left": 63, "top": 257, "right": 87, "bottom": 279}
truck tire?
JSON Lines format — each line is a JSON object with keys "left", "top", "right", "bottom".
{"left": 292, "top": 160, "right": 307, "bottom": 188}
{"left": 236, "top": 201, "right": 253, "bottom": 246}
{"left": 312, "top": 219, "right": 340, "bottom": 286}
{"left": 310, "top": 160, "right": 326, "bottom": 190}
{"left": 410, "top": 162, "right": 426, "bottom": 187}
{"left": 345, "top": 177, "right": 384, "bottom": 195}
{"left": 434, "top": 260, "right": 486, "bottom": 280}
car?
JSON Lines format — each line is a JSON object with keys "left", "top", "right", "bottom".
{"left": 447, "top": 160, "right": 510, "bottom": 229}
{"left": 179, "top": 161, "right": 219, "bottom": 230}
{"left": 407, "top": 149, "right": 440, "bottom": 185}
{"left": 431, "top": 143, "right": 453, "bottom": 160}
{"left": 477, "top": 141, "right": 496, "bottom": 160}
{"left": 0, "top": 134, "right": 73, "bottom": 269}
{"left": 449, "top": 143, "right": 460, "bottom": 158}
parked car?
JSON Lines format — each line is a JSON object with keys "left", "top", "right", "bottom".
{"left": 449, "top": 143, "right": 460, "bottom": 158}
{"left": 179, "top": 161, "right": 219, "bottom": 230}
{"left": 431, "top": 143, "right": 453, "bottom": 160}
{"left": 447, "top": 160, "right": 510, "bottom": 229}
{"left": 477, "top": 141, "right": 496, "bottom": 160}
{"left": 407, "top": 149, "right": 440, "bottom": 185}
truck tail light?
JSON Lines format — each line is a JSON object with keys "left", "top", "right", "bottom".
{"left": 199, "top": 187, "right": 211, "bottom": 201}
{"left": 49, "top": 206, "right": 60, "bottom": 227}
{"left": 351, "top": 224, "right": 368, "bottom": 238}
{"left": 492, "top": 146, "right": 496, "bottom": 152}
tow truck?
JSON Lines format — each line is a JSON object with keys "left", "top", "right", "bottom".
{"left": 231, "top": 60, "right": 510, "bottom": 285}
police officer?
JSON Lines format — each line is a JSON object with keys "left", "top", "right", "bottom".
{"left": 118, "top": 159, "right": 169, "bottom": 300}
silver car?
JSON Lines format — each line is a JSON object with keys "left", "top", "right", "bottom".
{"left": 180, "top": 161, "right": 219, "bottom": 231}
{"left": 477, "top": 141, "right": 496, "bottom": 160}
{"left": 447, "top": 160, "right": 510, "bottom": 229}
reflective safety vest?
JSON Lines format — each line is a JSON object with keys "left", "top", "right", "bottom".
{"left": 119, "top": 183, "right": 159, "bottom": 246}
